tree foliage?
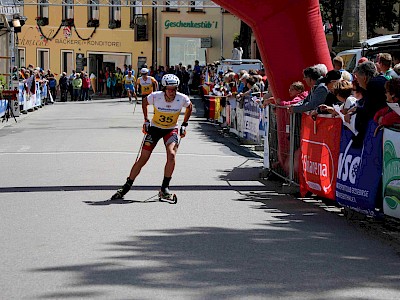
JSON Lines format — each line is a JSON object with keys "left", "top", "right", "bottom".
{"left": 320, "top": 0, "right": 400, "bottom": 42}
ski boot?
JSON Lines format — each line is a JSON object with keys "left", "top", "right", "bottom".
{"left": 111, "top": 177, "right": 133, "bottom": 200}
{"left": 158, "top": 187, "right": 177, "bottom": 204}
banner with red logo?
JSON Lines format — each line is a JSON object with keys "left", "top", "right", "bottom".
{"left": 300, "top": 114, "right": 342, "bottom": 200}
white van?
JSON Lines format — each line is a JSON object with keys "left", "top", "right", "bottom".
{"left": 337, "top": 34, "right": 400, "bottom": 72}
{"left": 217, "top": 59, "right": 263, "bottom": 74}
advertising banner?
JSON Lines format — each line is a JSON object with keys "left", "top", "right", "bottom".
{"left": 0, "top": 99, "right": 7, "bottom": 118}
{"left": 236, "top": 106, "right": 244, "bottom": 138}
{"left": 383, "top": 128, "right": 400, "bottom": 219}
{"left": 243, "top": 97, "right": 261, "bottom": 143}
{"left": 336, "top": 120, "right": 383, "bottom": 217}
{"left": 300, "top": 114, "right": 342, "bottom": 200}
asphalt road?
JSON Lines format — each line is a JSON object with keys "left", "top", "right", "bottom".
{"left": 0, "top": 98, "right": 399, "bottom": 300}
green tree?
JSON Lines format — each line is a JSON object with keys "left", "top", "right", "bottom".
{"left": 320, "top": 0, "right": 400, "bottom": 40}
{"left": 366, "top": 0, "right": 399, "bottom": 36}
{"left": 320, "top": 0, "right": 345, "bottom": 47}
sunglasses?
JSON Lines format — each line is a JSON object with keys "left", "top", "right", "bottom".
{"left": 166, "top": 87, "right": 177, "bottom": 91}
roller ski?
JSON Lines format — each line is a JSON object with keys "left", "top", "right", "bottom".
{"left": 110, "top": 177, "right": 133, "bottom": 200}
{"left": 158, "top": 188, "right": 177, "bottom": 204}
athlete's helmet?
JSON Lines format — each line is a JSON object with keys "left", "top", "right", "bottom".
{"left": 162, "top": 74, "right": 180, "bottom": 87}
{"left": 140, "top": 68, "right": 149, "bottom": 74}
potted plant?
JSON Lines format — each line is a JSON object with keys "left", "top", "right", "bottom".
{"left": 108, "top": 20, "right": 121, "bottom": 29}
{"left": 87, "top": 19, "right": 99, "bottom": 27}
{"left": 35, "top": 16, "right": 49, "bottom": 26}
{"left": 62, "top": 18, "right": 74, "bottom": 27}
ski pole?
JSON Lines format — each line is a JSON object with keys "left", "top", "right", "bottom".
{"left": 135, "top": 134, "right": 146, "bottom": 162}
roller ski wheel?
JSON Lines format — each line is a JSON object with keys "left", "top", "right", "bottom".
{"left": 158, "top": 191, "right": 177, "bottom": 204}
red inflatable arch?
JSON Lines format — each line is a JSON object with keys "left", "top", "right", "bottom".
{"left": 213, "top": 0, "right": 332, "bottom": 101}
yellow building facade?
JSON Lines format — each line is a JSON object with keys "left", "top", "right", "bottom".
{"left": 15, "top": 2, "right": 240, "bottom": 77}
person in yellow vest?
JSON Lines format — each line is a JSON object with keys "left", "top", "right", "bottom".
{"left": 123, "top": 70, "right": 138, "bottom": 103}
{"left": 136, "top": 68, "right": 158, "bottom": 102}
{"left": 111, "top": 74, "right": 192, "bottom": 201}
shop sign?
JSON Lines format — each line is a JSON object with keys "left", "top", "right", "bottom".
{"left": 165, "top": 20, "right": 217, "bottom": 29}
{"left": 201, "top": 37, "right": 212, "bottom": 48}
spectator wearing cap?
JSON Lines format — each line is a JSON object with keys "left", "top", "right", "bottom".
{"left": 377, "top": 53, "right": 399, "bottom": 80}
{"left": 289, "top": 65, "right": 329, "bottom": 114}
{"left": 358, "top": 57, "right": 369, "bottom": 65}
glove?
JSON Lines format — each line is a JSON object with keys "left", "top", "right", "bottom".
{"left": 142, "top": 119, "right": 150, "bottom": 134}
{"left": 180, "top": 122, "right": 188, "bottom": 138}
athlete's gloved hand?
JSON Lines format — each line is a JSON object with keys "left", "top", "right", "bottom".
{"left": 142, "top": 119, "right": 150, "bottom": 134}
{"left": 180, "top": 122, "right": 188, "bottom": 138}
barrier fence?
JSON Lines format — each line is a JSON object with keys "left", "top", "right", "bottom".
{"left": 1, "top": 81, "right": 53, "bottom": 121}
{"left": 202, "top": 91, "right": 400, "bottom": 220}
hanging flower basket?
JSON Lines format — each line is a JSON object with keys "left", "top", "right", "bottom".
{"left": 108, "top": 20, "right": 121, "bottom": 29}
{"left": 35, "top": 16, "right": 49, "bottom": 26}
{"left": 62, "top": 18, "right": 74, "bottom": 27}
{"left": 87, "top": 19, "right": 99, "bottom": 27}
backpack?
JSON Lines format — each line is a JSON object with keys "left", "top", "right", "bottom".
{"left": 49, "top": 79, "right": 57, "bottom": 88}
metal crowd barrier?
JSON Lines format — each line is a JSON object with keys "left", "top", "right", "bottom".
{"left": 267, "top": 104, "right": 301, "bottom": 185}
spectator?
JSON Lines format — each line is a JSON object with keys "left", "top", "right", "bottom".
{"left": 377, "top": 53, "right": 399, "bottom": 80}
{"left": 289, "top": 65, "right": 329, "bottom": 114}
{"left": 98, "top": 69, "right": 105, "bottom": 96}
{"left": 68, "top": 70, "right": 76, "bottom": 101}
{"left": 72, "top": 73, "right": 82, "bottom": 101}
{"left": 59, "top": 72, "right": 68, "bottom": 102}
{"left": 107, "top": 72, "right": 117, "bottom": 98}
{"left": 47, "top": 73, "right": 57, "bottom": 101}
{"left": 333, "top": 56, "right": 353, "bottom": 81}
{"left": 374, "top": 78, "right": 400, "bottom": 127}
{"left": 350, "top": 61, "right": 387, "bottom": 146}
{"left": 320, "top": 80, "right": 357, "bottom": 116}
{"left": 232, "top": 41, "right": 243, "bottom": 60}
{"left": 81, "top": 73, "right": 91, "bottom": 101}
{"left": 181, "top": 65, "right": 190, "bottom": 95}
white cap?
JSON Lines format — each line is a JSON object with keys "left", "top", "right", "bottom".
{"left": 140, "top": 68, "right": 149, "bottom": 74}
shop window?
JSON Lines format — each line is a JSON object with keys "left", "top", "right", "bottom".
{"left": 165, "top": 1, "right": 179, "bottom": 12}
{"left": 87, "top": 0, "right": 100, "bottom": 27}
{"left": 62, "top": 0, "right": 74, "bottom": 26}
{"left": 37, "top": 49, "right": 49, "bottom": 71}
{"left": 189, "top": 1, "right": 203, "bottom": 12}
{"left": 109, "top": 0, "right": 121, "bottom": 29}
{"left": 36, "top": 0, "right": 49, "bottom": 26}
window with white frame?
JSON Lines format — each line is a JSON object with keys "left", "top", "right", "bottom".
{"left": 130, "top": 0, "right": 143, "bottom": 20}
{"left": 189, "top": 1, "right": 203, "bottom": 12}
{"left": 109, "top": 0, "right": 121, "bottom": 27}
{"left": 88, "top": 0, "right": 100, "bottom": 20}
{"left": 37, "top": 49, "right": 50, "bottom": 71}
{"left": 165, "top": 1, "right": 179, "bottom": 12}
{"left": 62, "top": 0, "right": 74, "bottom": 20}
{"left": 37, "top": 0, "right": 49, "bottom": 19}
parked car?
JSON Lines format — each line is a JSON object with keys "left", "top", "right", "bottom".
{"left": 337, "top": 34, "right": 400, "bottom": 72}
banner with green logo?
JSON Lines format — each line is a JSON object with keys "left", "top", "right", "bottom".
{"left": 383, "top": 128, "right": 400, "bottom": 219}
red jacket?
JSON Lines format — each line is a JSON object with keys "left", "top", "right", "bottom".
{"left": 82, "top": 77, "right": 91, "bottom": 89}
{"left": 374, "top": 106, "right": 400, "bottom": 127}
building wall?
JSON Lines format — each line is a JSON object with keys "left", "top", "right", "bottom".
{"left": 18, "top": 4, "right": 241, "bottom": 74}
{"left": 157, "top": 8, "right": 241, "bottom": 67}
